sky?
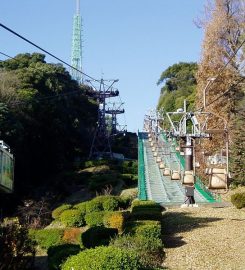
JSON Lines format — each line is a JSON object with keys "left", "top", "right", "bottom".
{"left": 0, "top": 0, "right": 206, "bottom": 132}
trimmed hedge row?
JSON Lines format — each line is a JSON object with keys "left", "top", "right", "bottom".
{"left": 52, "top": 196, "right": 130, "bottom": 228}
{"left": 81, "top": 226, "right": 118, "bottom": 248}
{"left": 29, "top": 228, "right": 64, "bottom": 249}
{"left": 61, "top": 246, "right": 142, "bottom": 270}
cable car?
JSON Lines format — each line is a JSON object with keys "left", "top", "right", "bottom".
{"left": 0, "top": 141, "right": 14, "bottom": 193}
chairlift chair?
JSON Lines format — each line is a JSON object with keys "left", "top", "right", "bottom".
{"left": 156, "top": 156, "right": 161, "bottom": 163}
{"left": 182, "top": 170, "right": 195, "bottom": 186}
{"left": 159, "top": 162, "right": 165, "bottom": 169}
{"left": 163, "top": 167, "right": 171, "bottom": 176}
{"left": 171, "top": 170, "right": 181, "bottom": 180}
{"left": 206, "top": 167, "right": 228, "bottom": 191}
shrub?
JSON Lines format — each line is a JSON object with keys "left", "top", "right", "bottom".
{"left": 52, "top": 204, "right": 72, "bottom": 219}
{"left": 48, "top": 244, "right": 81, "bottom": 270}
{"left": 81, "top": 226, "right": 118, "bottom": 248}
{"left": 63, "top": 228, "right": 82, "bottom": 245}
{"left": 102, "top": 196, "right": 119, "bottom": 211}
{"left": 124, "top": 220, "right": 161, "bottom": 235}
{"left": 231, "top": 192, "right": 245, "bottom": 209}
{"left": 29, "top": 228, "right": 64, "bottom": 249}
{"left": 60, "top": 209, "right": 85, "bottom": 227}
{"left": 131, "top": 200, "right": 162, "bottom": 209}
{"left": 61, "top": 246, "right": 142, "bottom": 270}
{"left": 130, "top": 210, "right": 162, "bottom": 221}
{"left": 103, "top": 211, "right": 125, "bottom": 232}
{"left": 85, "top": 211, "right": 105, "bottom": 227}
{"left": 86, "top": 197, "right": 103, "bottom": 213}
{"left": 73, "top": 202, "right": 87, "bottom": 214}
{"left": 110, "top": 234, "right": 163, "bottom": 269}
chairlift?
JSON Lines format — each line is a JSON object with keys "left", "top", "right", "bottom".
{"left": 206, "top": 168, "right": 228, "bottom": 191}
{"left": 152, "top": 147, "right": 156, "bottom": 152}
{"left": 171, "top": 170, "right": 181, "bottom": 180}
{"left": 153, "top": 152, "right": 158, "bottom": 157}
{"left": 182, "top": 170, "right": 195, "bottom": 186}
{"left": 159, "top": 162, "right": 165, "bottom": 169}
{"left": 156, "top": 156, "right": 161, "bottom": 163}
{"left": 163, "top": 167, "right": 171, "bottom": 176}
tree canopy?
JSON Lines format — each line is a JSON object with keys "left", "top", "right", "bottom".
{"left": 0, "top": 53, "right": 97, "bottom": 196}
{"left": 157, "top": 62, "right": 197, "bottom": 112}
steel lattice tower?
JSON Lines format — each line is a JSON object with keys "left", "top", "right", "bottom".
{"left": 71, "top": 0, "right": 83, "bottom": 83}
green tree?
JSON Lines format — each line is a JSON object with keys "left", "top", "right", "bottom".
{"left": 0, "top": 53, "right": 97, "bottom": 196}
{"left": 157, "top": 62, "right": 197, "bottom": 112}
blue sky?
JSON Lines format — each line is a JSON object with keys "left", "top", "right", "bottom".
{"left": 0, "top": 0, "right": 205, "bottom": 132}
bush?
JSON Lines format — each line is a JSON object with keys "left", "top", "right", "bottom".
{"left": 81, "top": 226, "right": 118, "bottom": 248}
{"left": 103, "top": 211, "right": 125, "bottom": 233}
{"left": 102, "top": 196, "right": 119, "bottom": 211}
{"left": 131, "top": 200, "right": 162, "bottom": 209}
{"left": 29, "top": 228, "right": 64, "bottom": 249}
{"left": 63, "top": 228, "right": 82, "bottom": 245}
{"left": 130, "top": 210, "right": 162, "bottom": 221}
{"left": 231, "top": 192, "right": 245, "bottom": 209}
{"left": 73, "top": 202, "right": 87, "bottom": 214}
{"left": 85, "top": 211, "right": 105, "bottom": 227}
{"left": 48, "top": 244, "right": 81, "bottom": 270}
{"left": 61, "top": 246, "right": 142, "bottom": 270}
{"left": 52, "top": 204, "right": 72, "bottom": 219}
{"left": 110, "top": 234, "right": 163, "bottom": 269}
{"left": 86, "top": 197, "right": 103, "bottom": 213}
{"left": 60, "top": 209, "right": 85, "bottom": 227}
{"left": 124, "top": 220, "right": 161, "bottom": 235}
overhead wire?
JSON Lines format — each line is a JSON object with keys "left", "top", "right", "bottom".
{"left": 0, "top": 22, "right": 99, "bottom": 82}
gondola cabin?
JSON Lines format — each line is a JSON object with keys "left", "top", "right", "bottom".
{"left": 0, "top": 141, "right": 14, "bottom": 193}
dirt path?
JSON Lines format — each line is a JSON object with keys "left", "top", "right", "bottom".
{"left": 162, "top": 206, "right": 245, "bottom": 270}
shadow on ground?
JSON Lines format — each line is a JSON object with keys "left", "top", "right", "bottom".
{"left": 161, "top": 211, "right": 222, "bottom": 248}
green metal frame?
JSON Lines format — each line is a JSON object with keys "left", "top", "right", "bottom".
{"left": 138, "top": 133, "right": 147, "bottom": 200}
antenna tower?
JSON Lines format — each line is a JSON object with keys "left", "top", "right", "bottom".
{"left": 71, "top": 0, "right": 83, "bottom": 83}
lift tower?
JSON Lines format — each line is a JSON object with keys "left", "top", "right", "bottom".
{"left": 105, "top": 103, "right": 125, "bottom": 136}
{"left": 87, "top": 79, "right": 119, "bottom": 159}
{"left": 71, "top": 0, "right": 83, "bottom": 83}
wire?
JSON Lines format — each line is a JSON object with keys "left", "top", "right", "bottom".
{"left": 0, "top": 22, "right": 99, "bottom": 83}
{"left": 0, "top": 51, "right": 14, "bottom": 60}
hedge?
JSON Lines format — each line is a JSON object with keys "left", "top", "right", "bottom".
{"left": 52, "top": 204, "right": 72, "bottom": 219}
{"left": 85, "top": 211, "right": 106, "bottom": 227}
{"left": 103, "top": 211, "right": 125, "bottom": 232}
{"left": 29, "top": 228, "right": 64, "bottom": 250}
{"left": 60, "top": 209, "right": 85, "bottom": 227}
{"left": 81, "top": 226, "right": 118, "bottom": 248}
{"left": 61, "top": 246, "right": 142, "bottom": 270}
{"left": 73, "top": 202, "right": 87, "bottom": 214}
